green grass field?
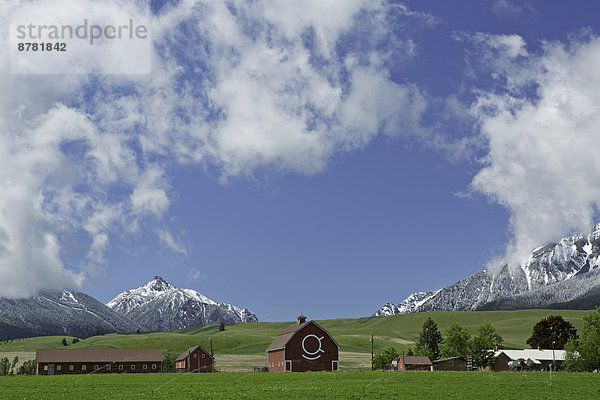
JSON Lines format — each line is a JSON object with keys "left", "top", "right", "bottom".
{"left": 0, "top": 309, "right": 588, "bottom": 357}
{"left": 1, "top": 371, "right": 598, "bottom": 400}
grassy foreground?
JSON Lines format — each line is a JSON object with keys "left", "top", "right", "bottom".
{"left": 1, "top": 371, "right": 598, "bottom": 400}
{"left": 0, "top": 310, "right": 589, "bottom": 358}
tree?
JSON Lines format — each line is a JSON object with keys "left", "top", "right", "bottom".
{"left": 0, "top": 357, "right": 10, "bottom": 376}
{"left": 470, "top": 322, "right": 503, "bottom": 369}
{"left": 372, "top": 347, "right": 399, "bottom": 370}
{"left": 563, "top": 336, "right": 581, "bottom": 372}
{"left": 439, "top": 323, "right": 471, "bottom": 359}
{"left": 62, "top": 338, "right": 68, "bottom": 346}
{"left": 10, "top": 356, "right": 18, "bottom": 375}
{"left": 17, "top": 359, "right": 36, "bottom": 375}
{"left": 162, "top": 352, "right": 177, "bottom": 373}
{"left": 526, "top": 315, "right": 577, "bottom": 350}
{"left": 219, "top": 323, "right": 226, "bottom": 331}
{"left": 415, "top": 317, "right": 443, "bottom": 361}
{"left": 564, "top": 307, "right": 600, "bottom": 371}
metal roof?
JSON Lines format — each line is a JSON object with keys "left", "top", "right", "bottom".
{"left": 266, "top": 320, "right": 340, "bottom": 352}
{"left": 36, "top": 348, "right": 163, "bottom": 363}
{"left": 175, "top": 345, "right": 212, "bottom": 361}
{"left": 494, "top": 349, "right": 566, "bottom": 362}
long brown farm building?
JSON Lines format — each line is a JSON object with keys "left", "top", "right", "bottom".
{"left": 267, "top": 315, "right": 340, "bottom": 372}
{"left": 36, "top": 348, "right": 163, "bottom": 375}
{"left": 175, "top": 345, "right": 213, "bottom": 372}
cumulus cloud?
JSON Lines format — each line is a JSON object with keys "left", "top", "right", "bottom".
{"left": 471, "top": 35, "right": 600, "bottom": 267}
{"left": 0, "top": 0, "right": 433, "bottom": 297}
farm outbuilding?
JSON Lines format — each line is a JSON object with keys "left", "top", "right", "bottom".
{"left": 432, "top": 357, "right": 467, "bottom": 371}
{"left": 267, "top": 315, "right": 340, "bottom": 372}
{"left": 397, "top": 356, "right": 432, "bottom": 371}
{"left": 36, "top": 348, "right": 163, "bottom": 375}
{"left": 492, "top": 349, "right": 566, "bottom": 371}
{"left": 175, "top": 345, "right": 213, "bottom": 373}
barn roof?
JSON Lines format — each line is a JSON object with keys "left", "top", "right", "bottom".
{"left": 36, "top": 348, "right": 163, "bottom": 363}
{"left": 266, "top": 320, "right": 340, "bottom": 352}
{"left": 175, "top": 345, "right": 212, "bottom": 361}
{"left": 399, "top": 356, "right": 432, "bottom": 366}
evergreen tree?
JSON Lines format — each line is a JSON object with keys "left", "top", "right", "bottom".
{"left": 439, "top": 323, "right": 471, "bottom": 359}
{"left": 0, "top": 357, "right": 10, "bottom": 376}
{"left": 415, "top": 317, "right": 443, "bottom": 361}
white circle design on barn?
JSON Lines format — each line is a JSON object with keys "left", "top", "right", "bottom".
{"left": 302, "top": 334, "right": 325, "bottom": 360}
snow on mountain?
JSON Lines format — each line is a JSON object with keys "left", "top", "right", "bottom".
{"left": 374, "top": 223, "right": 600, "bottom": 315}
{"left": 107, "top": 276, "right": 259, "bottom": 331}
{"left": 374, "top": 291, "right": 438, "bottom": 316}
{"left": 0, "top": 290, "right": 141, "bottom": 339}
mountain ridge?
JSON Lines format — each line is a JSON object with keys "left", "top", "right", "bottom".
{"left": 106, "top": 276, "right": 259, "bottom": 331}
{"left": 375, "top": 223, "right": 600, "bottom": 316}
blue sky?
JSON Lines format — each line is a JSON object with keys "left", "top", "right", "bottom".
{"left": 3, "top": 0, "right": 600, "bottom": 321}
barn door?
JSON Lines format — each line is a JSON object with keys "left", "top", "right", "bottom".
{"left": 331, "top": 361, "right": 338, "bottom": 371}
{"left": 48, "top": 364, "right": 55, "bottom": 375}
{"left": 285, "top": 360, "right": 292, "bottom": 372}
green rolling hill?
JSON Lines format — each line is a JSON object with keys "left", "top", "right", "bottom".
{"left": 0, "top": 310, "right": 589, "bottom": 356}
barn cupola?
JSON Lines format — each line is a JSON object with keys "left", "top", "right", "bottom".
{"left": 297, "top": 315, "right": 307, "bottom": 325}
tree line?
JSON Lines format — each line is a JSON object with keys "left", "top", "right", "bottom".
{"left": 373, "top": 317, "right": 503, "bottom": 370}
{"left": 372, "top": 310, "right": 600, "bottom": 372}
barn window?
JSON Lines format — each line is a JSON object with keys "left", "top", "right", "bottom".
{"left": 193, "top": 354, "right": 197, "bottom": 358}
{"left": 69, "top": 365, "right": 74, "bottom": 371}
{"left": 44, "top": 365, "right": 48, "bottom": 371}
{"left": 57, "top": 365, "right": 62, "bottom": 371}
{"left": 94, "top": 365, "right": 99, "bottom": 371}
{"left": 82, "top": 365, "right": 87, "bottom": 371}
{"left": 143, "top": 364, "right": 148, "bottom": 370}
{"left": 119, "top": 365, "right": 123, "bottom": 370}
{"left": 202, "top": 354, "right": 205, "bottom": 358}
{"left": 131, "top": 365, "right": 136, "bottom": 370}
{"left": 152, "top": 364, "right": 157, "bottom": 370}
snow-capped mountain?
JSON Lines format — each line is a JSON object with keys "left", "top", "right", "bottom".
{"left": 107, "top": 276, "right": 259, "bottom": 331}
{"left": 375, "top": 223, "right": 600, "bottom": 316}
{"left": 0, "top": 290, "right": 141, "bottom": 339}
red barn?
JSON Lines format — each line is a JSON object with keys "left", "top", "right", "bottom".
{"left": 175, "top": 345, "right": 213, "bottom": 373}
{"left": 267, "top": 315, "right": 340, "bottom": 372}
{"left": 36, "top": 348, "right": 163, "bottom": 375}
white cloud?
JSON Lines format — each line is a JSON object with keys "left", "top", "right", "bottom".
{"left": 157, "top": 229, "right": 187, "bottom": 256}
{"left": 186, "top": 268, "right": 204, "bottom": 282}
{"left": 0, "top": 0, "right": 435, "bottom": 297}
{"left": 471, "top": 36, "right": 600, "bottom": 266}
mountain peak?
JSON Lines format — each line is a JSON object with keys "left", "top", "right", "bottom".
{"left": 107, "top": 278, "right": 259, "bottom": 331}
{"left": 144, "top": 276, "right": 174, "bottom": 292}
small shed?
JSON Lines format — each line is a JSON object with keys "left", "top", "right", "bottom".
{"left": 175, "top": 345, "right": 213, "bottom": 373}
{"left": 267, "top": 315, "right": 340, "bottom": 372}
{"left": 397, "top": 356, "right": 432, "bottom": 371}
{"left": 432, "top": 357, "right": 467, "bottom": 371}
{"left": 36, "top": 348, "right": 163, "bottom": 375}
